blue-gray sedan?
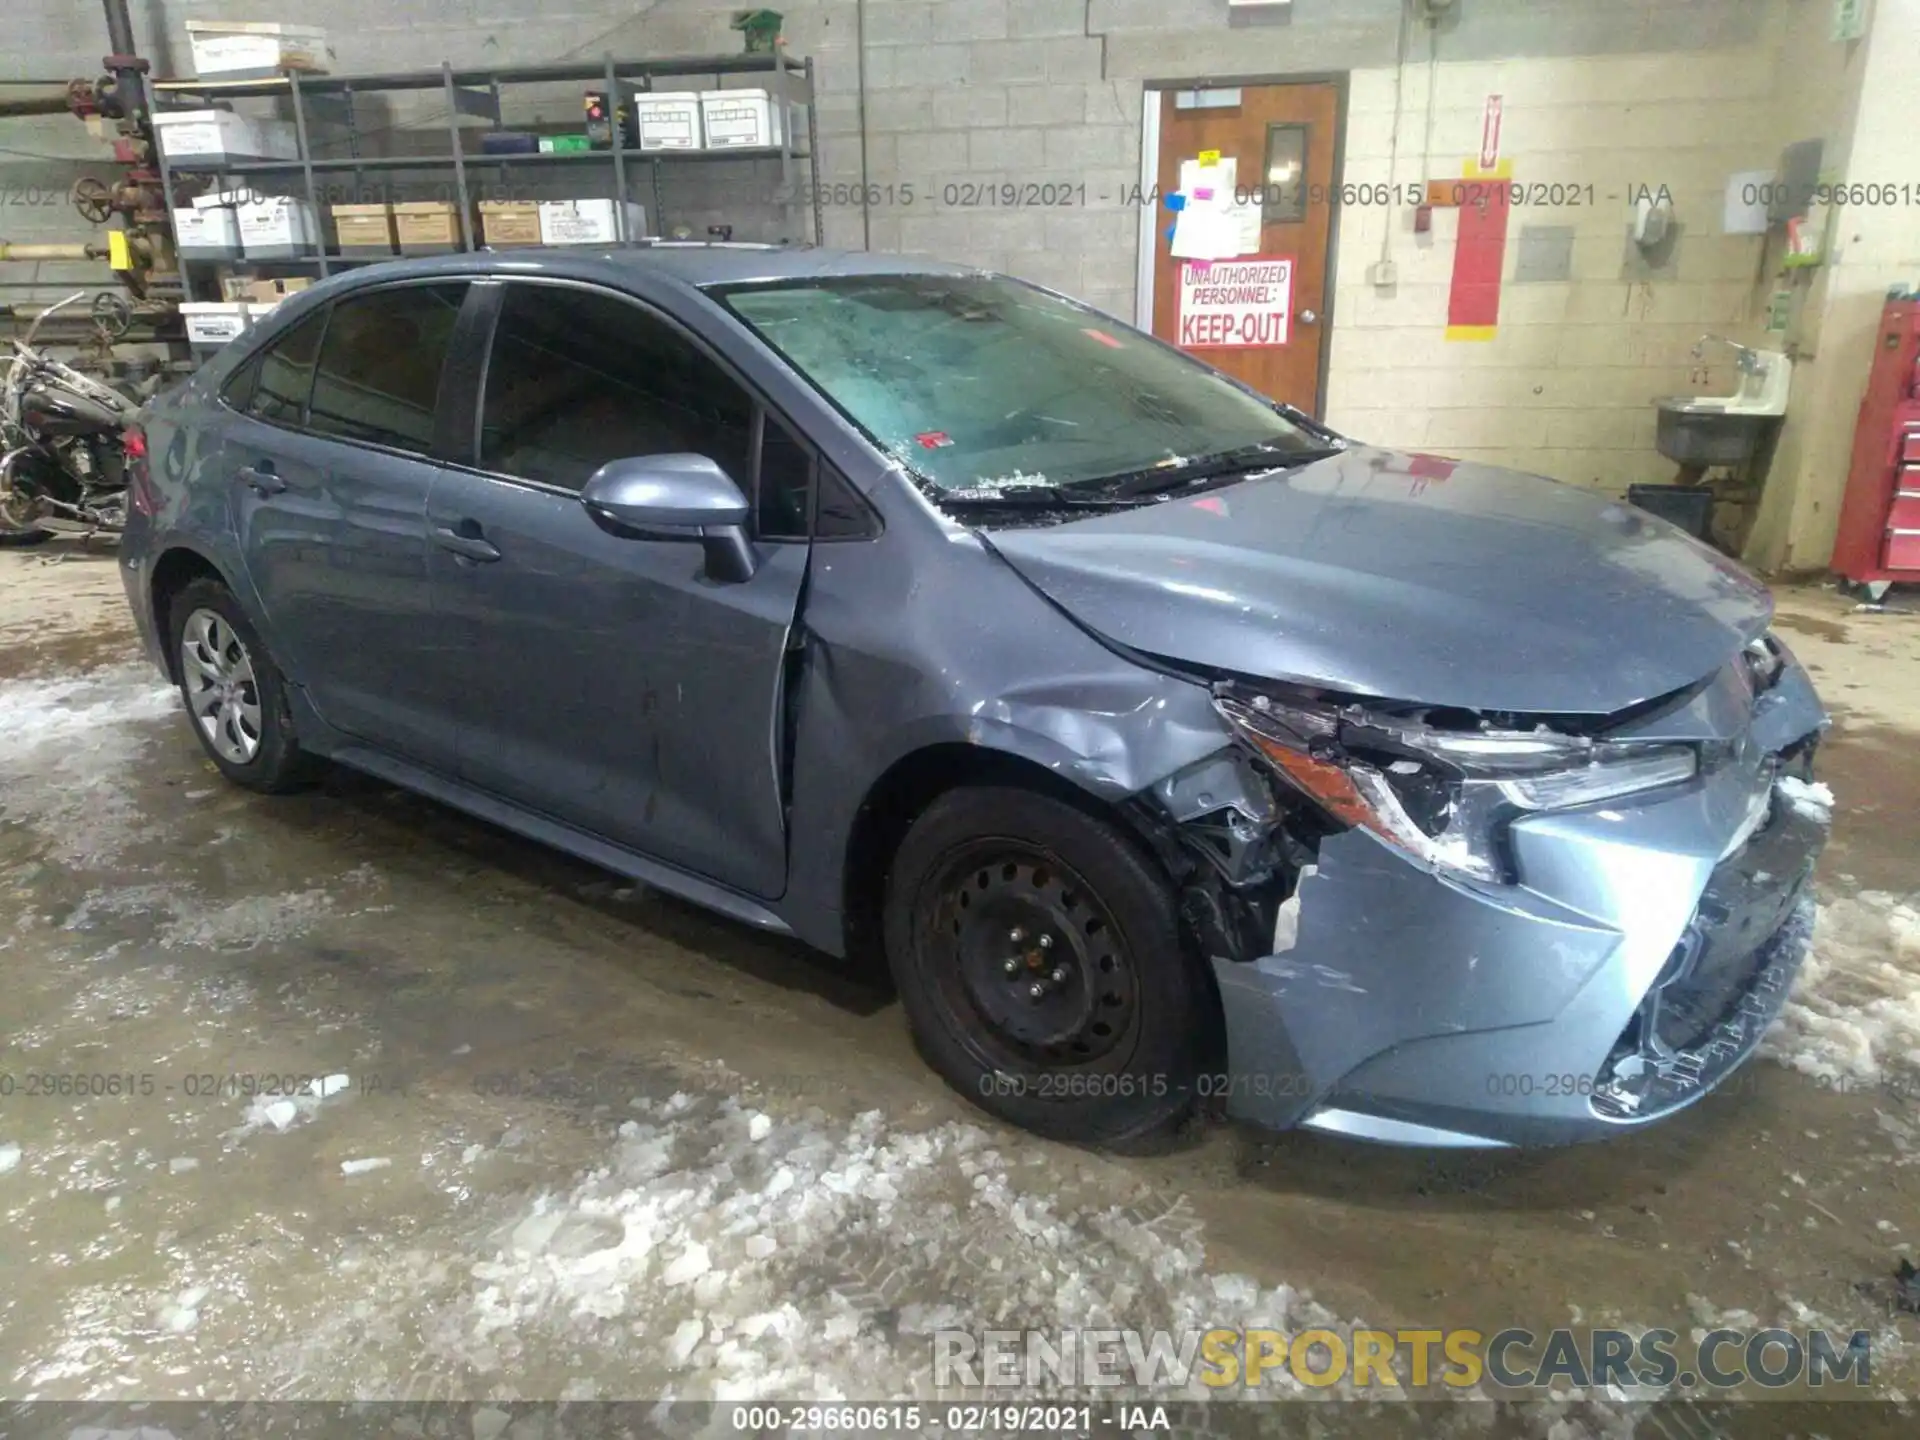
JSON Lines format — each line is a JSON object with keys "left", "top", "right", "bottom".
{"left": 119, "top": 245, "right": 1828, "bottom": 1148}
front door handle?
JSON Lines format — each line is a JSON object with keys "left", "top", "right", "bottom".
{"left": 237, "top": 463, "right": 285, "bottom": 496}
{"left": 432, "top": 523, "right": 501, "bottom": 563}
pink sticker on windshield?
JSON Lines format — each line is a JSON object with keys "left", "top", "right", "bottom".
{"left": 916, "top": 431, "right": 954, "bottom": 450}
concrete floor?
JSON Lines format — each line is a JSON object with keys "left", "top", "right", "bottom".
{"left": 2, "top": 543, "right": 1918, "bottom": 1424}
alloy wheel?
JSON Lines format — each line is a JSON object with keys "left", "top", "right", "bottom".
{"left": 179, "top": 608, "right": 263, "bottom": 765}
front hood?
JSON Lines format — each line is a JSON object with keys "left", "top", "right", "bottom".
{"left": 985, "top": 447, "right": 1772, "bottom": 716}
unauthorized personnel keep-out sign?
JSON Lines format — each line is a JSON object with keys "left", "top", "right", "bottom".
{"left": 1178, "top": 256, "right": 1294, "bottom": 350}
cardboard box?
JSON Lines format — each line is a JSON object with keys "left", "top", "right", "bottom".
{"left": 332, "top": 203, "right": 395, "bottom": 256}
{"left": 185, "top": 21, "right": 333, "bottom": 79}
{"left": 154, "top": 110, "right": 299, "bottom": 167}
{"left": 173, "top": 191, "right": 245, "bottom": 260}
{"left": 179, "top": 301, "right": 252, "bottom": 350}
{"left": 633, "top": 92, "right": 704, "bottom": 151}
{"left": 699, "top": 89, "right": 786, "bottom": 149}
{"left": 537, "top": 199, "right": 647, "bottom": 246}
{"left": 393, "top": 201, "right": 465, "bottom": 255}
{"left": 237, "top": 195, "right": 320, "bottom": 258}
{"left": 242, "top": 277, "right": 312, "bottom": 304}
{"left": 479, "top": 200, "right": 542, "bottom": 248}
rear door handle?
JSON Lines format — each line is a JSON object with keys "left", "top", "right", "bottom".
{"left": 432, "top": 523, "right": 502, "bottom": 563}
{"left": 237, "top": 463, "right": 285, "bottom": 496}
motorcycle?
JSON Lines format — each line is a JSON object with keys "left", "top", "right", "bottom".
{"left": 0, "top": 292, "right": 147, "bottom": 545}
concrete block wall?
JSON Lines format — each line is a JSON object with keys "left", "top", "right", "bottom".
{"left": 0, "top": 115, "right": 119, "bottom": 310}
{"left": 9, "top": 0, "right": 1884, "bottom": 556}
{"left": 1323, "top": 45, "right": 1792, "bottom": 492}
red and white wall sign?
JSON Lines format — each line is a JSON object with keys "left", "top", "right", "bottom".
{"left": 1480, "top": 94, "right": 1504, "bottom": 169}
{"left": 1177, "top": 256, "right": 1295, "bottom": 350}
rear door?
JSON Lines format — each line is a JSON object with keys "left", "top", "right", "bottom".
{"left": 425, "top": 279, "right": 809, "bottom": 898}
{"left": 1147, "top": 81, "right": 1341, "bottom": 414}
{"left": 226, "top": 281, "right": 469, "bottom": 769}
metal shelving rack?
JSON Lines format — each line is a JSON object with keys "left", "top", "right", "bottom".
{"left": 151, "top": 52, "right": 823, "bottom": 299}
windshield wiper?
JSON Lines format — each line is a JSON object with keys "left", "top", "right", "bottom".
{"left": 1098, "top": 443, "right": 1346, "bottom": 498}
{"left": 936, "top": 486, "right": 1155, "bottom": 513}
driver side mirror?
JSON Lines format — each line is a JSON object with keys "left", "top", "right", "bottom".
{"left": 579, "top": 453, "right": 757, "bottom": 583}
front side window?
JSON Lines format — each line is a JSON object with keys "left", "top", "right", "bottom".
{"left": 479, "top": 284, "right": 753, "bottom": 494}
{"left": 757, "top": 414, "right": 813, "bottom": 540}
{"left": 307, "top": 283, "right": 467, "bottom": 454}
{"left": 713, "top": 275, "right": 1323, "bottom": 496}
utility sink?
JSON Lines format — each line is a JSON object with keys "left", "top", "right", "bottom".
{"left": 1655, "top": 339, "right": 1790, "bottom": 468}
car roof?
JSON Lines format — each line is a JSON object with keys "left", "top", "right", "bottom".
{"left": 311, "top": 243, "right": 981, "bottom": 301}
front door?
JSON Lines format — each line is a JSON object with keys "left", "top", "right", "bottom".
{"left": 428, "top": 280, "right": 806, "bottom": 900}
{"left": 1148, "top": 81, "right": 1341, "bottom": 414}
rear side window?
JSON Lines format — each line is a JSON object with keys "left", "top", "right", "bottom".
{"left": 479, "top": 283, "right": 753, "bottom": 493}
{"left": 229, "top": 309, "right": 326, "bottom": 425}
{"left": 307, "top": 284, "right": 467, "bottom": 454}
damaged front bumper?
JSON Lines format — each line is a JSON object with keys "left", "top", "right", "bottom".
{"left": 1193, "top": 651, "right": 1829, "bottom": 1148}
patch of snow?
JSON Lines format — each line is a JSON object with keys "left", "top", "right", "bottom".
{"left": 167, "top": 1157, "right": 198, "bottom": 1174}
{"left": 0, "top": 1141, "right": 20, "bottom": 1173}
{"left": 0, "top": 664, "right": 177, "bottom": 866}
{"left": 340, "top": 1157, "right": 392, "bottom": 1176}
{"left": 1775, "top": 774, "right": 1836, "bottom": 823}
{"left": 429, "top": 1099, "right": 1391, "bottom": 1403}
{"left": 157, "top": 889, "right": 339, "bottom": 951}
{"left": 1764, "top": 890, "right": 1920, "bottom": 1086}
{"left": 234, "top": 1073, "right": 353, "bottom": 1137}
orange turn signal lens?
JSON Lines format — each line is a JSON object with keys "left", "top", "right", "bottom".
{"left": 1241, "top": 732, "right": 1378, "bottom": 832}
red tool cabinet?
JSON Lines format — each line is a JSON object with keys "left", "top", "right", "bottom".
{"left": 1832, "top": 297, "right": 1920, "bottom": 585}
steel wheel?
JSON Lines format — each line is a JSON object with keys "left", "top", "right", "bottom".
{"left": 919, "top": 840, "right": 1143, "bottom": 1075}
{"left": 179, "top": 607, "right": 263, "bottom": 765}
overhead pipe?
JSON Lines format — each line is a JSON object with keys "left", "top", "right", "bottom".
{"left": 0, "top": 86, "right": 75, "bottom": 118}
{"left": 0, "top": 242, "right": 108, "bottom": 262}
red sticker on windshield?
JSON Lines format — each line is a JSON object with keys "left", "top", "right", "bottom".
{"left": 916, "top": 431, "right": 954, "bottom": 450}
{"left": 1082, "top": 328, "right": 1123, "bottom": 349}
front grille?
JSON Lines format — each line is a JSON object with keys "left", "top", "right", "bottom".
{"left": 1591, "top": 795, "right": 1826, "bottom": 1121}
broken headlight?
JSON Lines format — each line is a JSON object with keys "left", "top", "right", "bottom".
{"left": 1214, "top": 691, "right": 1698, "bottom": 885}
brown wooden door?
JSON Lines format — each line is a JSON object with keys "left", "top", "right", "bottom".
{"left": 1150, "top": 82, "right": 1340, "bottom": 415}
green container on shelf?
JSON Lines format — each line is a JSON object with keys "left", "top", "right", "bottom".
{"left": 732, "top": 9, "right": 784, "bottom": 53}
{"left": 539, "top": 134, "right": 593, "bottom": 154}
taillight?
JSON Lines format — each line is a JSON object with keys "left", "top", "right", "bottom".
{"left": 124, "top": 425, "right": 156, "bottom": 515}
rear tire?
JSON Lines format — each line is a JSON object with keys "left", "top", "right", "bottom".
{"left": 168, "top": 577, "right": 319, "bottom": 793}
{"left": 883, "top": 785, "right": 1211, "bottom": 1146}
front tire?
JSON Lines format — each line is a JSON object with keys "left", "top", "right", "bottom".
{"left": 883, "top": 785, "right": 1211, "bottom": 1146}
{"left": 168, "top": 577, "right": 318, "bottom": 793}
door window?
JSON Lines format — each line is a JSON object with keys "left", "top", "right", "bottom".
{"left": 306, "top": 283, "right": 467, "bottom": 454}
{"left": 479, "top": 284, "right": 753, "bottom": 495}
{"left": 1260, "top": 123, "right": 1310, "bottom": 225}
{"left": 229, "top": 309, "right": 327, "bottom": 426}
{"left": 756, "top": 413, "right": 813, "bottom": 540}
